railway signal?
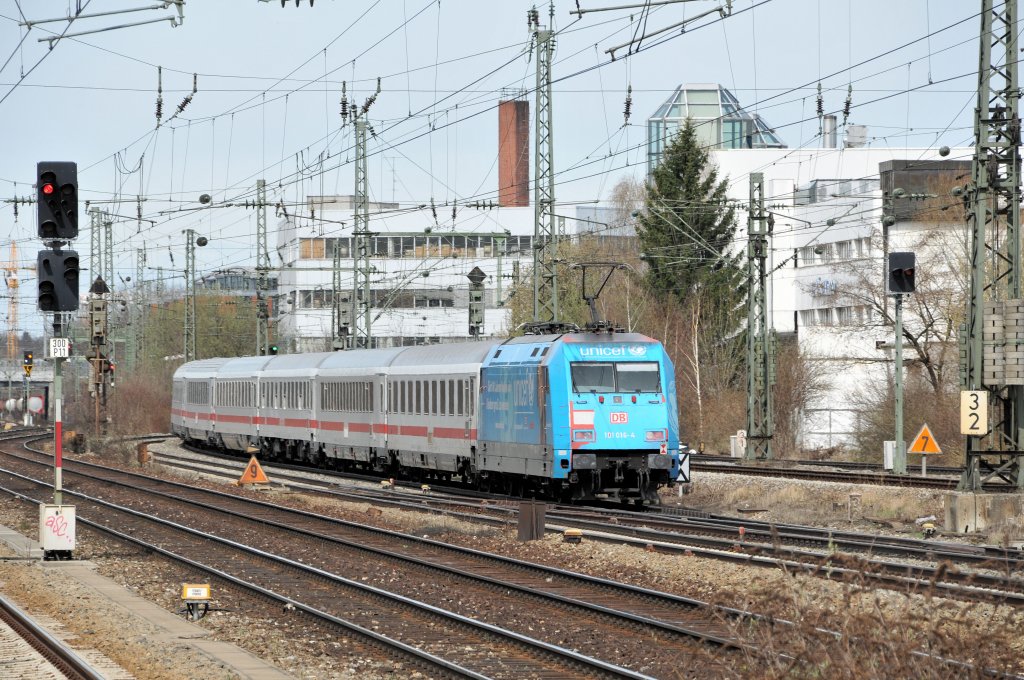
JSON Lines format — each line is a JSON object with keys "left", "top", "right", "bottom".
{"left": 886, "top": 251, "right": 916, "bottom": 476}
{"left": 37, "top": 249, "right": 80, "bottom": 312}
{"left": 22, "top": 351, "right": 33, "bottom": 377}
{"left": 36, "top": 161, "right": 78, "bottom": 240}
{"left": 887, "top": 252, "right": 916, "bottom": 294}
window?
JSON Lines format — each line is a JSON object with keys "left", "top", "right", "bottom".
{"left": 571, "top": 363, "right": 615, "bottom": 392}
{"left": 415, "top": 381, "right": 422, "bottom": 415}
{"left": 457, "top": 379, "right": 465, "bottom": 416}
{"left": 836, "top": 241, "right": 852, "bottom": 260}
{"left": 448, "top": 380, "right": 455, "bottom": 416}
{"left": 616, "top": 362, "right": 661, "bottom": 392}
{"left": 439, "top": 379, "right": 446, "bottom": 415}
{"left": 799, "top": 246, "right": 815, "bottom": 266}
{"left": 571, "top": 362, "right": 662, "bottom": 393}
{"left": 299, "top": 238, "right": 327, "bottom": 259}
{"left": 431, "top": 381, "right": 438, "bottom": 415}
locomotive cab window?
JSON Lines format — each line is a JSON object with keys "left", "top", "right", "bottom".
{"left": 571, "top": 362, "right": 661, "bottom": 393}
{"left": 571, "top": 363, "right": 615, "bottom": 393}
{"left": 616, "top": 362, "right": 661, "bottom": 392}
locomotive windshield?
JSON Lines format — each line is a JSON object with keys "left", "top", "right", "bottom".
{"left": 616, "top": 362, "right": 661, "bottom": 392}
{"left": 571, "top": 363, "right": 615, "bottom": 392}
{"left": 571, "top": 361, "right": 661, "bottom": 393}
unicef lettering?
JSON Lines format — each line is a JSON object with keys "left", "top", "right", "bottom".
{"left": 513, "top": 377, "right": 535, "bottom": 407}
{"left": 579, "top": 345, "right": 647, "bottom": 358}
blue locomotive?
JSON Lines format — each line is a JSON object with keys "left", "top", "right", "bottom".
{"left": 171, "top": 330, "right": 686, "bottom": 504}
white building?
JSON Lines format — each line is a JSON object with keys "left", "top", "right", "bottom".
{"left": 707, "top": 150, "right": 968, "bottom": 449}
{"left": 273, "top": 196, "right": 538, "bottom": 351}
{"left": 644, "top": 84, "right": 968, "bottom": 450}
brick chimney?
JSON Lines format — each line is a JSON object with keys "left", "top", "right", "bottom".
{"left": 498, "top": 99, "right": 529, "bottom": 207}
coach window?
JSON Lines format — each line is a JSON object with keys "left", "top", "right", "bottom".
{"left": 457, "top": 379, "right": 464, "bottom": 416}
{"left": 415, "top": 381, "right": 422, "bottom": 414}
{"left": 448, "top": 380, "right": 455, "bottom": 416}
{"left": 437, "top": 380, "right": 445, "bottom": 415}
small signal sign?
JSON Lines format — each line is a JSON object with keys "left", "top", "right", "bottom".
{"left": 908, "top": 424, "right": 941, "bottom": 455}
{"left": 960, "top": 390, "right": 988, "bottom": 436}
{"left": 237, "top": 456, "right": 270, "bottom": 485}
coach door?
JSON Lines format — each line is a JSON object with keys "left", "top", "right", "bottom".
{"left": 377, "top": 373, "right": 386, "bottom": 446}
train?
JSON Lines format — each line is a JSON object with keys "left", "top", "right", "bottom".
{"left": 171, "top": 329, "right": 688, "bottom": 505}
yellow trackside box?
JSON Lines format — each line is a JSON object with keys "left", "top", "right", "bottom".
{"left": 181, "top": 584, "right": 211, "bottom": 601}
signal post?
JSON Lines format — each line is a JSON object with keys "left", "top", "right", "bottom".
{"left": 22, "top": 351, "right": 32, "bottom": 426}
{"left": 35, "top": 161, "right": 80, "bottom": 559}
{"left": 887, "top": 252, "right": 916, "bottom": 475}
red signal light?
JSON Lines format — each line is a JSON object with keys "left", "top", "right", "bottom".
{"left": 42, "top": 183, "right": 55, "bottom": 195}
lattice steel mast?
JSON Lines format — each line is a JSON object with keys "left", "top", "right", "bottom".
{"left": 960, "top": 0, "right": 1024, "bottom": 490}
{"left": 256, "top": 179, "right": 271, "bottom": 355}
{"left": 352, "top": 115, "right": 372, "bottom": 348}
{"left": 183, "top": 229, "right": 197, "bottom": 362}
{"left": 745, "top": 173, "right": 774, "bottom": 460}
{"left": 530, "top": 7, "right": 558, "bottom": 323}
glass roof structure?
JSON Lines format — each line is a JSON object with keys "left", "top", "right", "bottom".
{"left": 647, "top": 84, "right": 786, "bottom": 174}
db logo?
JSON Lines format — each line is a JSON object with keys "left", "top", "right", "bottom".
{"left": 610, "top": 412, "right": 628, "bottom": 424}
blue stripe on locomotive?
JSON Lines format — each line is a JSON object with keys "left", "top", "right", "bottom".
{"left": 479, "top": 336, "right": 680, "bottom": 481}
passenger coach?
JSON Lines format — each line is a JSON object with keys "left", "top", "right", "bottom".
{"left": 171, "top": 330, "right": 686, "bottom": 504}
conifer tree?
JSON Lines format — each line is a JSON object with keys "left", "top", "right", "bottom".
{"left": 637, "top": 119, "right": 745, "bottom": 333}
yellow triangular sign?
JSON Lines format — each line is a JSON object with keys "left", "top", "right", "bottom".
{"left": 909, "top": 424, "right": 941, "bottom": 454}
{"left": 237, "top": 456, "right": 270, "bottom": 485}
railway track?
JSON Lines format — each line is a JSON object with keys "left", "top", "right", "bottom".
{"left": 146, "top": 440, "right": 1024, "bottom": 607}
{"left": 0, "top": 591, "right": 105, "bottom": 680}
{"left": 0, "top": 435, "right": 776, "bottom": 677}
{"left": 159, "top": 445, "right": 1024, "bottom": 573}
{"left": 691, "top": 454, "right": 965, "bottom": 477}
{"left": 689, "top": 457, "right": 1023, "bottom": 491}
{"left": 8, "top": 433, "right": 1019, "bottom": 675}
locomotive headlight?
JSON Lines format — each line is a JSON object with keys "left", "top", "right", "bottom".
{"left": 645, "top": 430, "right": 665, "bottom": 442}
{"left": 573, "top": 430, "right": 595, "bottom": 442}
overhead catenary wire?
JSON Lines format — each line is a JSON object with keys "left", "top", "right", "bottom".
{"left": 0, "top": 2, "right": 983, "bottom": 301}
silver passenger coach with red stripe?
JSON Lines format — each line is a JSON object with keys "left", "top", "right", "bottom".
{"left": 171, "top": 330, "right": 686, "bottom": 504}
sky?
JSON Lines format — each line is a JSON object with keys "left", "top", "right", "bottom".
{"left": 0, "top": 0, "right": 990, "bottom": 333}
